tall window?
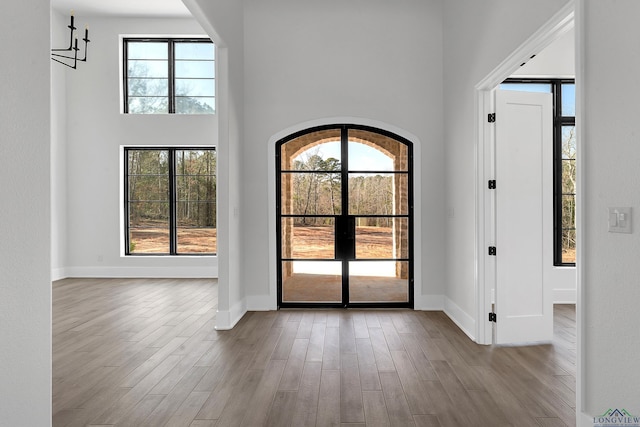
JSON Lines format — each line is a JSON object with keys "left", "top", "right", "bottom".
{"left": 123, "top": 38, "right": 215, "bottom": 114}
{"left": 125, "top": 148, "right": 217, "bottom": 255}
{"left": 500, "top": 78, "right": 576, "bottom": 266}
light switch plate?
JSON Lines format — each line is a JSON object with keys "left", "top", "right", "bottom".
{"left": 608, "top": 207, "right": 632, "bottom": 233}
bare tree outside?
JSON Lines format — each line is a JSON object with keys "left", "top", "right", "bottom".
{"left": 562, "top": 126, "right": 577, "bottom": 263}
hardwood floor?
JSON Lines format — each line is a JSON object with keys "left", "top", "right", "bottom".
{"left": 52, "top": 278, "right": 576, "bottom": 426}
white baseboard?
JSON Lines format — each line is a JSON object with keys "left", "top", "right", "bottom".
{"left": 51, "top": 267, "right": 68, "bottom": 282}
{"left": 414, "top": 294, "right": 445, "bottom": 311}
{"left": 554, "top": 288, "right": 577, "bottom": 304}
{"left": 578, "top": 411, "right": 592, "bottom": 427}
{"left": 247, "top": 294, "right": 277, "bottom": 311}
{"left": 443, "top": 297, "right": 476, "bottom": 341}
{"left": 63, "top": 266, "right": 217, "bottom": 278}
{"left": 215, "top": 298, "right": 247, "bottom": 330}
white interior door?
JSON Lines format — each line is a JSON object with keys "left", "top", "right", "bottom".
{"left": 495, "top": 89, "right": 553, "bottom": 344}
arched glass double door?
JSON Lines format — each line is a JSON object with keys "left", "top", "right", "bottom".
{"left": 276, "top": 125, "right": 413, "bottom": 308}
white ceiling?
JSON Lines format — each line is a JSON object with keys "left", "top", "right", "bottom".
{"left": 51, "top": 0, "right": 193, "bottom": 18}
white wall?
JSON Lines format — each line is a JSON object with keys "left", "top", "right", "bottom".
{"left": 63, "top": 17, "right": 218, "bottom": 279}
{"left": 183, "top": 0, "right": 246, "bottom": 328}
{"left": 241, "top": 0, "right": 445, "bottom": 311}
{"left": 0, "top": 0, "right": 51, "bottom": 424}
{"left": 443, "top": 0, "right": 572, "bottom": 337}
{"left": 514, "top": 27, "right": 575, "bottom": 77}
{"left": 52, "top": 10, "right": 69, "bottom": 281}
{"left": 580, "top": 0, "right": 640, "bottom": 416}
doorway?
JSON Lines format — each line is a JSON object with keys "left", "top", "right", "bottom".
{"left": 276, "top": 125, "right": 413, "bottom": 308}
{"left": 474, "top": 5, "right": 575, "bottom": 345}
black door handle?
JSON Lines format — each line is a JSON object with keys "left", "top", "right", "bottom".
{"left": 335, "top": 216, "right": 356, "bottom": 260}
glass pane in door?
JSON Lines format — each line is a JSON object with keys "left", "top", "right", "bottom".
{"left": 354, "top": 217, "right": 408, "bottom": 259}
{"left": 348, "top": 130, "right": 408, "bottom": 171}
{"left": 282, "top": 261, "right": 342, "bottom": 303}
{"left": 281, "top": 172, "right": 341, "bottom": 215}
{"left": 349, "top": 261, "right": 409, "bottom": 303}
{"left": 281, "top": 217, "right": 335, "bottom": 259}
{"left": 348, "top": 173, "right": 409, "bottom": 215}
{"left": 280, "top": 129, "right": 342, "bottom": 171}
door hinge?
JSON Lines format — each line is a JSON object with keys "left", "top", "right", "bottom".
{"left": 489, "top": 312, "right": 497, "bottom": 322}
{"left": 488, "top": 246, "right": 497, "bottom": 256}
{"left": 488, "top": 113, "right": 496, "bottom": 123}
{"left": 488, "top": 180, "right": 496, "bottom": 189}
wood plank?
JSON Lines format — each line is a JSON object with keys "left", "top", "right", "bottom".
{"left": 314, "top": 312, "right": 328, "bottom": 324}
{"left": 398, "top": 333, "right": 438, "bottom": 381}
{"left": 340, "top": 353, "right": 365, "bottom": 423}
{"left": 60, "top": 386, "right": 132, "bottom": 427}
{"left": 323, "top": 327, "right": 341, "bottom": 371}
{"left": 390, "top": 350, "right": 434, "bottom": 415}
{"left": 278, "top": 338, "right": 309, "bottom": 391}
{"left": 466, "top": 389, "right": 512, "bottom": 426}
{"left": 339, "top": 312, "right": 357, "bottom": 354}
{"left": 271, "top": 320, "right": 301, "bottom": 360}
{"left": 164, "top": 392, "right": 211, "bottom": 427}
{"left": 213, "top": 369, "right": 263, "bottom": 426}
{"left": 430, "top": 360, "right": 472, "bottom": 406}
{"left": 474, "top": 366, "right": 541, "bottom": 427}
{"left": 119, "top": 336, "right": 189, "bottom": 388}
{"left": 290, "top": 362, "right": 323, "bottom": 426}
{"left": 150, "top": 340, "right": 213, "bottom": 395}
{"left": 391, "top": 313, "right": 413, "bottom": 335}
{"left": 362, "top": 391, "right": 391, "bottom": 426}
{"left": 431, "top": 336, "right": 485, "bottom": 391}
{"left": 266, "top": 391, "right": 297, "bottom": 427}
{"left": 356, "top": 338, "right": 381, "bottom": 391}
{"left": 420, "top": 380, "right": 471, "bottom": 426}
{"left": 536, "top": 417, "right": 569, "bottom": 427}
{"left": 379, "top": 313, "right": 405, "bottom": 351}
{"left": 316, "top": 370, "right": 341, "bottom": 427}
{"left": 143, "top": 366, "right": 210, "bottom": 426}
{"left": 193, "top": 346, "right": 253, "bottom": 393}
{"left": 246, "top": 326, "right": 283, "bottom": 370}
{"left": 296, "top": 312, "right": 315, "bottom": 339}
{"left": 306, "top": 322, "right": 326, "bottom": 363}
{"left": 353, "top": 312, "right": 369, "bottom": 339}
{"left": 118, "top": 394, "right": 166, "bottom": 427}
{"left": 369, "top": 328, "right": 395, "bottom": 372}
{"left": 195, "top": 351, "right": 255, "bottom": 420}
{"left": 365, "top": 312, "right": 382, "bottom": 328}
{"left": 92, "top": 354, "right": 183, "bottom": 425}
{"left": 327, "top": 312, "right": 340, "bottom": 328}
{"left": 240, "top": 360, "right": 286, "bottom": 427}
{"left": 413, "top": 414, "right": 441, "bottom": 427}
{"left": 190, "top": 421, "right": 217, "bottom": 427}
{"left": 271, "top": 310, "right": 291, "bottom": 328}
{"left": 379, "top": 372, "right": 416, "bottom": 427}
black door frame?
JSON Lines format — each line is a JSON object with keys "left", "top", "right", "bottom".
{"left": 276, "top": 124, "right": 414, "bottom": 309}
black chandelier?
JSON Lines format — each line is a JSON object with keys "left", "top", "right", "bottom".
{"left": 51, "top": 11, "right": 90, "bottom": 69}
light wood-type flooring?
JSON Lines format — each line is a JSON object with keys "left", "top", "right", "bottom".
{"left": 52, "top": 278, "right": 576, "bottom": 426}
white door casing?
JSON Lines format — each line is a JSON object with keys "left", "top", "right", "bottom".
{"left": 494, "top": 89, "right": 553, "bottom": 344}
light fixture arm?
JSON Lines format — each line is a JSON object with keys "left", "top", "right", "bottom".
{"left": 51, "top": 11, "right": 89, "bottom": 69}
